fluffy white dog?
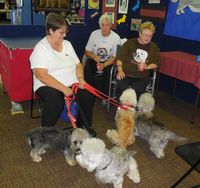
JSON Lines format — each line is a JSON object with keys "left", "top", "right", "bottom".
{"left": 135, "top": 92, "right": 188, "bottom": 158}
{"left": 75, "top": 138, "right": 140, "bottom": 188}
{"left": 106, "top": 88, "right": 137, "bottom": 148}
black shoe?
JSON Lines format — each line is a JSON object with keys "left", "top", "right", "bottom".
{"left": 87, "top": 127, "right": 97, "bottom": 137}
{"left": 83, "top": 126, "right": 96, "bottom": 137}
{"left": 78, "top": 124, "right": 97, "bottom": 137}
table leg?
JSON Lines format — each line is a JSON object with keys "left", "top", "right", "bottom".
{"left": 172, "top": 78, "right": 177, "bottom": 100}
{"left": 191, "top": 89, "right": 200, "bottom": 124}
{"left": 155, "top": 71, "right": 160, "bottom": 99}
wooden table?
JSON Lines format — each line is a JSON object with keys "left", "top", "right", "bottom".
{"left": 156, "top": 51, "right": 200, "bottom": 124}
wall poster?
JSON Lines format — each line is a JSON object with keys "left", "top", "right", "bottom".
{"left": 102, "top": 0, "right": 118, "bottom": 29}
{"left": 105, "top": 0, "right": 116, "bottom": 8}
{"left": 118, "top": 0, "right": 129, "bottom": 14}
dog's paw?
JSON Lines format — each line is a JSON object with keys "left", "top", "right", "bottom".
{"left": 106, "top": 129, "right": 115, "bottom": 140}
{"left": 32, "top": 156, "right": 42, "bottom": 162}
{"left": 30, "top": 151, "right": 42, "bottom": 162}
{"left": 128, "top": 170, "right": 140, "bottom": 183}
{"left": 39, "top": 149, "right": 46, "bottom": 155}
{"left": 66, "top": 159, "right": 77, "bottom": 166}
{"left": 106, "top": 129, "right": 112, "bottom": 137}
{"left": 155, "top": 151, "right": 165, "bottom": 159}
{"left": 133, "top": 174, "right": 140, "bottom": 183}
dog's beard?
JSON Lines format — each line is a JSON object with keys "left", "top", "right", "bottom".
{"left": 76, "top": 154, "right": 98, "bottom": 172}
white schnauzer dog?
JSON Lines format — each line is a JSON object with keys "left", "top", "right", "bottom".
{"left": 135, "top": 92, "right": 188, "bottom": 158}
{"left": 106, "top": 88, "right": 137, "bottom": 148}
{"left": 27, "top": 127, "right": 90, "bottom": 166}
{"left": 75, "top": 138, "right": 140, "bottom": 188}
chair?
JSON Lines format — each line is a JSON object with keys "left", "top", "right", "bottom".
{"left": 106, "top": 65, "right": 157, "bottom": 112}
{"left": 106, "top": 64, "right": 118, "bottom": 112}
{"left": 30, "top": 90, "right": 77, "bottom": 122}
{"left": 171, "top": 142, "right": 200, "bottom": 188}
{"left": 30, "top": 94, "right": 41, "bottom": 119}
{"left": 30, "top": 74, "right": 41, "bottom": 119}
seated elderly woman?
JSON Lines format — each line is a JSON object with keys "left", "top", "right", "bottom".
{"left": 84, "top": 14, "right": 121, "bottom": 98}
{"left": 116, "top": 21, "right": 160, "bottom": 98}
{"left": 30, "top": 13, "right": 96, "bottom": 136}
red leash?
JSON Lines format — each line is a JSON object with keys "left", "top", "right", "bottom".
{"left": 64, "top": 94, "right": 77, "bottom": 128}
{"left": 72, "top": 83, "right": 134, "bottom": 111}
{"left": 65, "top": 83, "right": 135, "bottom": 128}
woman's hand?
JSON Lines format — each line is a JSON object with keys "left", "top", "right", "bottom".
{"left": 138, "top": 62, "right": 148, "bottom": 72}
{"left": 78, "top": 77, "right": 86, "bottom": 89}
{"left": 63, "top": 87, "right": 73, "bottom": 96}
{"left": 117, "top": 71, "right": 125, "bottom": 80}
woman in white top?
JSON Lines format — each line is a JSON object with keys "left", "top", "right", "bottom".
{"left": 84, "top": 14, "right": 121, "bottom": 96}
{"left": 30, "top": 13, "right": 96, "bottom": 136}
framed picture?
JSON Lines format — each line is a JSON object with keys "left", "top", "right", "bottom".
{"left": 88, "top": 0, "right": 99, "bottom": 9}
{"left": 105, "top": 12, "right": 115, "bottom": 24}
{"left": 118, "top": 0, "right": 129, "bottom": 14}
{"left": 105, "top": 0, "right": 115, "bottom": 7}
{"left": 148, "top": 0, "right": 160, "bottom": 3}
{"left": 130, "top": 18, "right": 142, "bottom": 31}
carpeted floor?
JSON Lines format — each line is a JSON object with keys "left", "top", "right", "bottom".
{"left": 0, "top": 85, "right": 199, "bottom": 188}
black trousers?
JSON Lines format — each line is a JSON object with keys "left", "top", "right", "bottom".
{"left": 84, "top": 58, "right": 112, "bottom": 95}
{"left": 36, "top": 86, "right": 94, "bottom": 128}
{"left": 116, "top": 76, "right": 150, "bottom": 99}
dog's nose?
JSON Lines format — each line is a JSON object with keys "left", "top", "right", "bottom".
{"left": 135, "top": 106, "right": 140, "bottom": 111}
{"left": 75, "top": 148, "right": 81, "bottom": 155}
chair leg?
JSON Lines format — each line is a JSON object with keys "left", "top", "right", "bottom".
{"left": 30, "top": 90, "right": 41, "bottom": 119}
{"left": 171, "top": 159, "right": 200, "bottom": 188}
{"left": 107, "top": 65, "right": 117, "bottom": 112}
{"left": 190, "top": 89, "right": 200, "bottom": 124}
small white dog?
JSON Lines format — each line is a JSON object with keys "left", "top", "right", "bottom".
{"left": 135, "top": 92, "right": 189, "bottom": 158}
{"left": 75, "top": 138, "right": 140, "bottom": 188}
{"left": 106, "top": 88, "right": 137, "bottom": 148}
{"left": 27, "top": 127, "right": 90, "bottom": 166}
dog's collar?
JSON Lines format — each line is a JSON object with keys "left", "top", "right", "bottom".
{"left": 118, "top": 106, "right": 135, "bottom": 112}
{"left": 97, "top": 156, "right": 113, "bottom": 171}
{"left": 118, "top": 102, "right": 135, "bottom": 112}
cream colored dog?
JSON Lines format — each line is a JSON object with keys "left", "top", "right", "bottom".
{"left": 76, "top": 138, "right": 140, "bottom": 188}
{"left": 106, "top": 88, "right": 137, "bottom": 148}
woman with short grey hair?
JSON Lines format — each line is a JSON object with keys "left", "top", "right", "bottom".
{"left": 84, "top": 14, "right": 121, "bottom": 99}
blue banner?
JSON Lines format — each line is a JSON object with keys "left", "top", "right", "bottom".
{"left": 164, "top": 1, "right": 200, "bottom": 41}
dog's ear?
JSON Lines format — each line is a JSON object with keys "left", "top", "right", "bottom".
{"left": 138, "top": 92, "right": 155, "bottom": 112}
{"left": 80, "top": 138, "right": 105, "bottom": 160}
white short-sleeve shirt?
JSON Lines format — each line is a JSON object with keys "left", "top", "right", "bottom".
{"left": 85, "top": 29, "right": 121, "bottom": 62}
{"left": 30, "top": 37, "right": 80, "bottom": 92}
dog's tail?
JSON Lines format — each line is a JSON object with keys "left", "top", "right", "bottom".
{"left": 170, "top": 132, "right": 189, "bottom": 143}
